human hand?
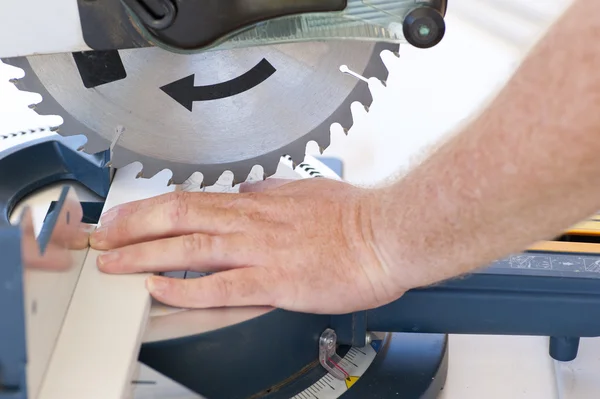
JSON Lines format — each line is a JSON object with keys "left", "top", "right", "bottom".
{"left": 20, "top": 195, "right": 91, "bottom": 271}
{"left": 89, "top": 178, "right": 407, "bottom": 314}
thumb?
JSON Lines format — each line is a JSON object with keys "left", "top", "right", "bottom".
{"left": 239, "top": 178, "right": 295, "bottom": 193}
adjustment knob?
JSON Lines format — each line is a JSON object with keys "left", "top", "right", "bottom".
{"left": 403, "top": 7, "right": 446, "bottom": 49}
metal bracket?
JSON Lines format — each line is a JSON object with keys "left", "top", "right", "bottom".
{"left": 329, "top": 312, "right": 368, "bottom": 347}
{"left": 0, "top": 135, "right": 110, "bottom": 226}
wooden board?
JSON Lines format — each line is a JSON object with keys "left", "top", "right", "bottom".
{"left": 11, "top": 183, "right": 100, "bottom": 398}
{"left": 34, "top": 159, "right": 311, "bottom": 399}
{"left": 37, "top": 163, "right": 175, "bottom": 399}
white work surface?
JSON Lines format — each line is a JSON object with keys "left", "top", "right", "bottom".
{"left": 3, "top": 1, "right": 600, "bottom": 398}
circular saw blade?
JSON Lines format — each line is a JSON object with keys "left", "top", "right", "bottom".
{"left": 4, "top": 41, "right": 395, "bottom": 185}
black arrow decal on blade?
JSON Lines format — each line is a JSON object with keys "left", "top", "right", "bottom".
{"left": 160, "top": 58, "right": 277, "bottom": 111}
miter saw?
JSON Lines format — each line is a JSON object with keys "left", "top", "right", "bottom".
{"left": 1, "top": 0, "right": 448, "bottom": 185}
{"left": 6, "top": 1, "right": 600, "bottom": 399}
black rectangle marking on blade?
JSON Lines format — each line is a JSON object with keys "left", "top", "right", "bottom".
{"left": 72, "top": 50, "right": 127, "bottom": 89}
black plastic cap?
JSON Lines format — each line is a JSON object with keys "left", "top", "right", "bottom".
{"left": 403, "top": 7, "right": 446, "bottom": 49}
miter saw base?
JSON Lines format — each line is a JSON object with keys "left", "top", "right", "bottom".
{"left": 11, "top": 133, "right": 600, "bottom": 399}
{"left": 140, "top": 329, "right": 448, "bottom": 399}
{"left": 342, "top": 333, "right": 448, "bottom": 399}
{"left": 0, "top": 138, "right": 449, "bottom": 399}
{"left": 140, "top": 294, "right": 449, "bottom": 399}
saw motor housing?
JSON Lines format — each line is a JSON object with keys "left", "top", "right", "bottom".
{"left": 77, "top": 0, "right": 448, "bottom": 54}
{"left": 2, "top": 0, "right": 449, "bottom": 59}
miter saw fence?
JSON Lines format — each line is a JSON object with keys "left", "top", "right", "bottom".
{"left": 1, "top": 0, "right": 448, "bottom": 186}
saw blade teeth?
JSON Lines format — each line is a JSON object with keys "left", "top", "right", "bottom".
{"left": 2, "top": 59, "right": 69, "bottom": 142}
{"left": 3, "top": 55, "right": 113, "bottom": 158}
{"left": 224, "top": 173, "right": 237, "bottom": 187}
{"left": 365, "top": 79, "right": 388, "bottom": 106}
{"left": 350, "top": 101, "right": 369, "bottom": 126}
{"left": 59, "top": 135, "right": 88, "bottom": 150}
{"left": 234, "top": 165, "right": 262, "bottom": 185}
{"left": 381, "top": 50, "right": 401, "bottom": 70}
{"left": 312, "top": 132, "right": 332, "bottom": 154}
{"left": 179, "top": 172, "right": 204, "bottom": 191}
{"left": 261, "top": 160, "right": 280, "bottom": 179}
{"left": 79, "top": 135, "right": 112, "bottom": 155}
{"left": 110, "top": 149, "right": 135, "bottom": 169}
{"left": 229, "top": 164, "right": 258, "bottom": 187}
{"left": 3, "top": 42, "right": 397, "bottom": 188}
{"left": 136, "top": 164, "right": 165, "bottom": 180}
{"left": 137, "top": 168, "right": 173, "bottom": 181}
{"left": 160, "top": 42, "right": 396, "bottom": 187}
{"left": 280, "top": 155, "right": 294, "bottom": 169}
{"left": 197, "top": 171, "right": 222, "bottom": 189}
{"left": 285, "top": 150, "right": 307, "bottom": 170}
{"left": 245, "top": 165, "right": 266, "bottom": 183}
{"left": 305, "top": 141, "right": 327, "bottom": 157}
{"left": 211, "top": 171, "right": 233, "bottom": 188}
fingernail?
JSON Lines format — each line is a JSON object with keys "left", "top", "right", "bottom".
{"left": 147, "top": 277, "right": 169, "bottom": 296}
{"left": 97, "top": 251, "right": 120, "bottom": 267}
{"left": 90, "top": 226, "right": 108, "bottom": 246}
{"left": 100, "top": 208, "right": 119, "bottom": 225}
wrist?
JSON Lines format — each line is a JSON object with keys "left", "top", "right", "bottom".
{"left": 361, "top": 185, "right": 429, "bottom": 293}
{"left": 365, "top": 178, "right": 468, "bottom": 292}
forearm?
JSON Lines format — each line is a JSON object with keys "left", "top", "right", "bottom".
{"left": 372, "top": 0, "right": 600, "bottom": 289}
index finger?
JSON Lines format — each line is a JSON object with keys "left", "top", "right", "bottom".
{"left": 100, "top": 191, "right": 242, "bottom": 223}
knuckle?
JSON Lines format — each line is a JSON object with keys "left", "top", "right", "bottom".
{"left": 168, "top": 195, "right": 191, "bottom": 225}
{"left": 182, "top": 233, "right": 211, "bottom": 253}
